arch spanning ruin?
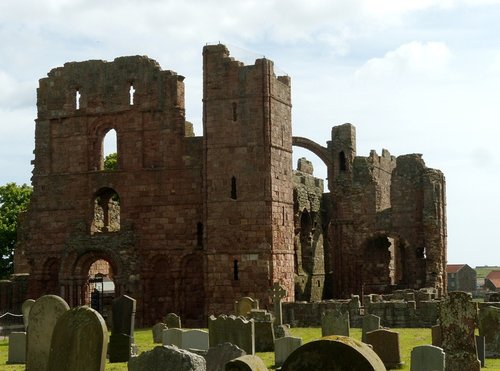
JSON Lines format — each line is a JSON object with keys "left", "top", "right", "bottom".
{"left": 12, "top": 44, "right": 446, "bottom": 325}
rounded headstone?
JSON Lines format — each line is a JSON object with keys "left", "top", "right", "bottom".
{"left": 281, "top": 335, "right": 386, "bottom": 371}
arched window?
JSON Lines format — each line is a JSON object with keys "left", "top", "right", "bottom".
{"left": 91, "top": 188, "right": 120, "bottom": 233}
{"left": 102, "top": 129, "right": 118, "bottom": 170}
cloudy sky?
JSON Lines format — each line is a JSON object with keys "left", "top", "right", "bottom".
{"left": 1, "top": 0, "right": 499, "bottom": 267}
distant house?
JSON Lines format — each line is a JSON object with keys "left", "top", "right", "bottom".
{"left": 447, "top": 264, "right": 477, "bottom": 293}
{"left": 484, "top": 270, "right": 500, "bottom": 292}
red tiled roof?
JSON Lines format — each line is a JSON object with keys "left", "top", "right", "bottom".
{"left": 486, "top": 270, "right": 500, "bottom": 280}
{"left": 446, "top": 264, "right": 465, "bottom": 273}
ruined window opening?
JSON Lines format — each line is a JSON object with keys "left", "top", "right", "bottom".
{"left": 197, "top": 222, "right": 203, "bottom": 247}
{"left": 91, "top": 188, "right": 120, "bottom": 233}
{"left": 231, "top": 176, "right": 237, "bottom": 200}
{"left": 233, "top": 259, "right": 239, "bottom": 280}
{"left": 129, "top": 84, "right": 135, "bottom": 106}
{"left": 317, "top": 280, "right": 321, "bottom": 287}
{"left": 339, "top": 151, "right": 347, "bottom": 171}
{"left": 102, "top": 129, "right": 118, "bottom": 171}
{"left": 232, "top": 102, "right": 237, "bottom": 121}
{"left": 75, "top": 89, "right": 81, "bottom": 110}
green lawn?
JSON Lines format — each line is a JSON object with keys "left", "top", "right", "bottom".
{"left": 2, "top": 327, "right": 500, "bottom": 370}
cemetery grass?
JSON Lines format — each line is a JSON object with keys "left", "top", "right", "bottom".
{"left": 2, "top": 328, "right": 500, "bottom": 370}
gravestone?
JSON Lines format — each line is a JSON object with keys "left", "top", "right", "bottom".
{"left": 476, "top": 335, "right": 485, "bottom": 367}
{"left": 163, "top": 328, "right": 184, "bottom": 348}
{"left": 478, "top": 305, "right": 500, "bottom": 357}
{"left": 439, "top": 291, "right": 480, "bottom": 371}
{"left": 234, "top": 297, "right": 259, "bottom": 317}
{"left": 26, "top": 295, "right": 70, "bottom": 371}
{"left": 410, "top": 345, "right": 445, "bottom": 371}
{"left": 205, "top": 342, "right": 246, "bottom": 371}
{"left": 281, "top": 335, "right": 386, "bottom": 370}
{"left": 183, "top": 329, "right": 210, "bottom": 351}
{"left": 269, "top": 282, "right": 287, "bottom": 326}
{"left": 109, "top": 294, "right": 137, "bottom": 363}
{"left": 274, "top": 324, "right": 291, "bottom": 339}
{"left": 321, "top": 309, "right": 349, "bottom": 337}
{"left": 128, "top": 345, "right": 206, "bottom": 371}
{"left": 47, "top": 306, "right": 108, "bottom": 371}
{"left": 249, "top": 309, "right": 274, "bottom": 352}
{"left": 225, "top": 355, "right": 268, "bottom": 371}
{"left": 274, "top": 336, "right": 302, "bottom": 367}
{"left": 431, "top": 324, "right": 442, "bottom": 347}
{"left": 21, "top": 299, "right": 35, "bottom": 329}
{"left": 164, "top": 312, "right": 181, "bottom": 329}
{"left": 152, "top": 322, "right": 168, "bottom": 344}
{"left": 361, "top": 313, "right": 381, "bottom": 343}
{"left": 209, "top": 314, "right": 255, "bottom": 355}
{"left": 7, "top": 332, "right": 26, "bottom": 364}
{"left": 366, "top": 328, "right": 404, "bottom": 369}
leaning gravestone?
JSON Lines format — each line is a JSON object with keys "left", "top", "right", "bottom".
{"left": 152, "top": 322, "right": 168, "bottom": 344}
{"left": 321, "top": 309, "right": 349, "bottom": 337}
{"left": 7, "top": 332, "right": 26, "bottom": 364}
{"left": 366, "top": 328, "right": 404, "bottom": 369}
{"left": 47, "top": 306, "right": 108, "bottom": 371}
{"left": 281, "top": 335, "right": 386, "bottom": 370}
{"left": 478, "top": 305, "right": 500, "bottom": 357}
{"left": 209, "top": 314, "right": 255, "bottom": 355}
{"left": 205, "top": 342, "right": 246, "bottom": 371}
{"left": 439, "top": 291, "right": 480, "bottom": 371}
{"left": 21, "top": 299, "right": 35, "bottom": 330}
{"left": 274, "top": 336, "right": 302, "bottom": 368}
{"left": 361, "top": 313, "right": 381, "bottom": 343}
{"left": 225, "top": 355, "right": 268, "bottom": 371}
{"left": 164, "top": 312, "right": 182, "bottom": 329}
{"left": 26, "top": 295, "right": 69, "bottom": 371}
{"left": 128, "top": 345, "right": 206, "bottom": 371}
{"left": 410, "top": 345, "right": 445, "bottom": 371}
{"left": 109, "top": 295, "right": 137, "bottom": 363}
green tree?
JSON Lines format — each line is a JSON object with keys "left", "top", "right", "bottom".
{"left": 104, "top": 152, "right": 118, "bottom": 170}
{"left": 0, "top": 183, "right": 32, "bottom": 278}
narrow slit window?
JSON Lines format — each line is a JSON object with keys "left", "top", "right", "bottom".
{"left": 197, "top": 222, "right": 203, "bottom": 247}
{"left": 233, "top": 259, "right": 239, "bottom": 280}
{"left": 232, "top": 102, "right": 237, "bottom": 121}
{"left": 282, "top": 206, "right": 285, "bottom": 226}
{"left": 231, "top": 176, "right": 237, "bottom": 200}
{"left": 339, "top": 151, "right": 347, "bottom": 171}
{"left": 75, "top": 89, "right": 81, "bottom": 110}
{"left": 129, "top": 84, "right": 136, "bottom": 105}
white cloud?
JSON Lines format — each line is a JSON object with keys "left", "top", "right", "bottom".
{"left": 355, "top": 41, "right": 452, "bottom": 81}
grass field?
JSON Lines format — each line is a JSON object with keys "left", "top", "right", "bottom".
{"left": 2, "top": 327, "right": 500, "bottom": 370}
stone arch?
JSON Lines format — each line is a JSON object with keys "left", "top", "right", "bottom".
{"left": 362, "top": 232, "right": 407, "bottom": 294}
{"left": 292, "top": 136, "right": 333, "bottom": 168}
{"left": 180, "top": 253, "right": 205, "bottom": 327}
{"left": 41, "top": 257, "right": 61, "bottom": 295}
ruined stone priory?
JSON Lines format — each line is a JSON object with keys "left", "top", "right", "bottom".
{"left": 12, "top": 44, "right": 446, "bottom": 327}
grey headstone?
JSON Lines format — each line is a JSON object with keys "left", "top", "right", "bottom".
{"left": 164, "top": 312, "right": 181, "bottom": 329}
{"left": 128, "top": 345, "right": 206, "bottom": 371}
{"left": 478, "top": 305, "right": 500, "bottom": 357}
{"left": 274, "top": 336, "right": 302, "bottom": 367}
{"left": 183, "top": 329, "right": 209, "bottom": 351}
{"left": 366, "top": 328, "right": 404, "bottom": 369}
{"left": 249, "top": 309, "right": 274, "bottom": 352}
{"left": 225, "top": 355, "right": 268, "bottom": 371}
{"left": 431, "top": 324, "right": 442, "bottom": 347}
{"left": 109, "top": 295, "right": 137, "bottom": 363}
{"left": 47, "top": 306, "right": 108, "bottom": 371}
{"left": 321, "top": 310, "right": 349, "bottom": 337}
{"left": 7, "top": 332, "right": 26, "bottom": 364}
{"left": 274, "top": 324, "right": 291, "bottom": 339}
{"left": 26, "top": 295, "right": 70, "bottom": 371}
{"left": 476, "top": 335, "right": 485, "bottom": 367}
{"left": 152, "top": 322, "right": 168, "bottom": 344}
{"left": 209, "top": 315, "right": 255, "bottom": 355}
{"left": 439, "top": 292, "right": 480, "bottom": 371}
{"left": 163, "top": 328, "right": 184, "bottom": 348}
{"left": 410, "top": 345, "right": 445, "bottom": 371}
{"left": 361, "top": 314, "right": 380, "bottom": 343}
{"left": 205, "top": 342, "right": 246, "bottom": 371}
{"left": 281, "top": 335, "right": 386, "bottom": 370}
{"left": 21, "top": 299, "right": 35, "bottom": 330}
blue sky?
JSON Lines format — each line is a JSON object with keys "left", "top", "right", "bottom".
{"left": 1, "top": 0, "right": 499, "bottom": 267}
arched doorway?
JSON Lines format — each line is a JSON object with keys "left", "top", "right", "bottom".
{"left": 87, "top": 259, "right": 115, "bottom": 319}
{"left": 181, "top": 254, "right": 205, "bottom": 327}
